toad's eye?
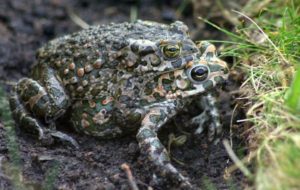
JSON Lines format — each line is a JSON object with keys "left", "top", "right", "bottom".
{"left": 188, "top": 65, "right": 209, "bottom": 83}
{"left": 162, "top": 44, "right": 181, "bottom": 59}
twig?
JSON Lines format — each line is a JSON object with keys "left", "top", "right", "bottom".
{"left": 224, "top": 151, "right": 256, "bottom": 178}
{"left": 225, "top": 104, "right": 239, "bottom": 177}
{"left": 0, "top": 156, "right": 3, "bottom": 169}
{"left": 0, "top": 80, "right": 16, "bottom": 86}
{"left": 0, "top": 156, "right": 12, "bottom": 181}
{"left": 0, "top": 172, "right": 12, "bottom": 181}
{"left": 216, "top": 0, "right": 240, "bottom": 26}
{"left": 130, "top": 6, "right": 138, "bottom": 23}
{"left": 121, "top": 163, "right": 139, "bottom": 190}
{"left": 230, "top": 104, "right": 239, "bottom": 147}
{"left": 223, "top": 139, "right": 253, "bottom": 179}
{"left": 242, "top": 0, "right": 272, "bottom": 17}
{"left": 176, "top": 0, "right": 191, "bottom": 16}
{"left": 67, "top": 7, "right": 89, "bottom": 29}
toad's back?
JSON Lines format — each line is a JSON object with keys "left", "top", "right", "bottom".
{"left": 34, "top": 21, "right": 188, "bottom": 70}
{"left": 30, "top": 21, "right": 190, "bottom": 99}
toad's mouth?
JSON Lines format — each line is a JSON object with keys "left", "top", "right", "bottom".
{"left": 153, "top": 68, "right": 207, "bottom": 99}
{"left": 140, "top": 62, "right": 228, "bottom": 101}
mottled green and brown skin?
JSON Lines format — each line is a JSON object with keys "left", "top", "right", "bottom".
{"left": 10, "top": 20, "right": 228, "bottom": 188}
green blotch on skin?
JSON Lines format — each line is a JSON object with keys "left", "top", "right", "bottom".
{"left": 149, "top": 114, "right": 161, "bottom": 124}
{"left": 151, "top": 139, "right": 163, "bottom": 148}
{"left": 18, "top": 81, "right": 41, "bottom": 101}
{"left": 140, "top": 99, "right": 149, "bottom": 106}
{"left": 139, "top": 128, "right": 156, "bottom": 139}
{"left": 144, "top": 87, "right": 152, "bottom": 95}
{"left": 153, "top": 92, "right": 162, "bottom": 100}
{"left": 209, "top": 64, "right": 223, "bottom": 72}
{"left": 202, "top": 80, "right": 213, "bottom": 90}
{"left": 128, "top": 112, "right": 142, "bottom": 124}
{"left": 32, "top": 96, "right": 49, "bottom": 118}
{"left": 162, "top": 78, "right": 173, "bottom": 84}
{"left": 91, "top": 87, "right": 102, "bottom": 96}
{"left": 144, "top": 82, "right": 155, "bottom": 95}
{"left": 162, "top": 83, "right": 172, "bottom": 92}
{"left": 214, "top": 76, "right": 224, "bottom": 84}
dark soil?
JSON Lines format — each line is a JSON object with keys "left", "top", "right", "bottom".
{"left": 0, "top": 0, "right": 246, "bottom": 189}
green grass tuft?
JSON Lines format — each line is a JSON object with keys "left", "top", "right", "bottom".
{"left": 285, "top": 68, "right": 300, "bottom": 112}
{"left": 203, "top": 0, "right": 300, "bottom": 189}
{"left": 0, "top": 86, "right": 24, "bottom": 190}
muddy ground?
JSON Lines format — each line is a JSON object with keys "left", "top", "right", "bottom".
{"left": 0, "top": 0, "right": 247, "bottom": 189}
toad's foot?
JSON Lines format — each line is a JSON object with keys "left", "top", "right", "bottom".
{"left": 9, "top": 77, "right": 77, "bottom": 148}
{"left": 50, "top": 131, "right": 79, "bottom": 149}
{"left": 9, "top": 95, "right": 78, "bottom": 148}
{"left": 187, "top": 93, "right": 222, "bottom": 142}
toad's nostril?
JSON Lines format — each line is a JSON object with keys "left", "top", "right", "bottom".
{"left": 185, "top": 61, "right": 194, "bottom": 68}
{"left": 223, "top": 79, "right": 230, "bottom": 86}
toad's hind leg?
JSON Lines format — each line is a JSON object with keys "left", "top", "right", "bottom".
{"left": 9, "top": 68, "right": 78, "bottom": 147}
{"left": 136, "top": 103, "right": 192, "bottom": 188}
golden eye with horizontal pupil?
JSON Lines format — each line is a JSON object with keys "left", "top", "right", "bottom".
{"left": 162, "top": 44, "right": 181, "bottom": 58}
{"left": 188, "top": 65, "right": 209, "bottom": 82}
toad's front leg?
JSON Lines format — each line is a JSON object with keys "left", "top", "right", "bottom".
{"left": 136, "top": 102, "right": 192, "bottom": 188}
{"left": 188, "top": 93, "right": 222, "bottom": 142}
{"left": 9, "top": 68, "right": 78, "bottom": 147}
